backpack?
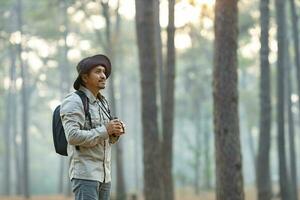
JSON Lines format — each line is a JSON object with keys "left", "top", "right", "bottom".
{"left": 52, "top": 90, "right": 92, "bottom": 156}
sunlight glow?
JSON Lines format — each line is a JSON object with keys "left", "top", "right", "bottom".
{"left": 67, "top": 6, "right": 76, "bottom": 15}
{"left": 80, "top": 40, "right": 91, "bottom": 51}
{"left": 38, "top": 89, "right": 47, "bottom": 97}
{"left": 16, "top": 78, "right": 22, "bottom": 90}
{"left": 27, "top": 37, "right": 55, "bottom": 58}
{"left": 27, "top": 52, "right": 43, "bottom": 72}
{"left": 39, "top": 74, "right": 47, "bottom": 81}
{"left": 292, "top": 106, "right": 298, "bottom": 114}
{"left": 67, "top": 33, "right": 78, "bottom": 47}
{"left": 16, "top": 134, "right": 22, "bottom": 145}
{"left": 9, "top": 31, "right": 21, "bottom": 44}
{"left": 90, "top": 15, "right": 106, "bottom": 30}
{"left": 291, "top": 94, "right": 299, "bottom": 103}
{"left": 269, "top": 27, "right": 278, "bottom": 64}
{"left": 86, "top": 2, "right": 98, "bottom": 10}
{"left": 68, "top": 48, "right": 81, "bottom": 61}
{"left": 47, "top": 60, "right": 58, "bottom": 68}
{"left": 175, "top": 1, "right": 200, "bottom": 27}
{"left": 49, "top": 99, "right": 61, "bottom": 111}
{"left": 196, "top": 0, "right": 215, "bottom": 5}
{"left": 175, "top": 33, "right": 192, "bottom": 49}
{"left": 4, "top": 77, "right": 10, "bottom": 90}
{"left": 240, "top": 26, "right": 260, "bottom": 59}
{"left": 119, "top": 0, "right": 135, "bottom": 20}
{"left": 72, "top": 10, "right": 85, "bottom": 23}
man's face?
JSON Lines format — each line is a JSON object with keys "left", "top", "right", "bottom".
{"left": 82, "top": 65, "right": 107, "bottom": 90}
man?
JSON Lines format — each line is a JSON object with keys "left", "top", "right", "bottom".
{"left": 60, "top": 54, "right": 124, "bottom": 200}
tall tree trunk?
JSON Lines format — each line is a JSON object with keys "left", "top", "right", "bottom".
{"left": 101, "top": 1, "right": 126, "bottom": 199}
{"left": 13, "top": 97, "right": 22, "bottom": 196}
{"left": 115, "top": 5, "right": 126, "bottom": 199}
{"left": 213, "top": 0, "right": 244, "bottom": 199}
{"left": 275, "top": 0, "right": 290, "bottom": 199}
{"left": 10, "top": 43, "right": 21, "bottom": 195}
{"left": 58, "top": 0, "right": 71, "bottom": 195}
{"left": 154, "top": 0, "right": 164, "bottom": 120}
{"left": 16, "top": 0, "right": 29, "bottom": 197}
{"left": 161, "top": 0, "right": 175, "bottom": 199}
{"left": 256, "top": 0, "right": 272, "bottom": 199}
{"left": 288, "top": 0, "right": 300, "bottom": 198}
{"left": 133, "top": 79, "right": 141, "bottom": 195}
{"left": 288, "top": 0, "right": 300, "bottom": 122}
{"left": 4, "top": 47, "right": 14, "bottom": 195}
{"left": 286, "top": 39, "right": 298, "bottom": 200}
{"left": 3, "top": 96, "right": 11, "bottom": 194}
{"left": 203, "top": 111, "right": 212, "bottom": 189}
{"left": 9, "top": 43, "right": 22, "bottom": 195}
{"left": 135, "top": 0, "right": 163, "bottom": 199}
{"left": 193, "top": 103, "right": 201, "bottom": 195}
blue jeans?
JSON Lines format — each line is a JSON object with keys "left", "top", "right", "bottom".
{"left": 71, "top": 178, "right": 111, "bottom": 200}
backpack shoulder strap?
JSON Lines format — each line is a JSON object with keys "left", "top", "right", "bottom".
{"left": 75, "top": 90, "right": 92, "bottom": 127}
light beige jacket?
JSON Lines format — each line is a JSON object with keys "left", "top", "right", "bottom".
{"left": 60, "top": 86, "right": 114, "bottom": 183}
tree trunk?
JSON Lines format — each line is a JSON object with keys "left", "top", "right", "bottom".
{"left": 194, "top": 106, "right": 201, "bottom": 195}
{"left": 161, "top": 0, "right": 175, "bottom": 199}
{"left": 288, "top": 0, "right": 300, "bottom": 125}
{"left": 203, "top": 111, "right": 212, "bottom": 190}
{"left": 286, "top": 38, "right": 298, "bottom": 200}
{"left": 154, "top": 0, "right": 164, "bottom": 119}
{"left": 101, "top": 1, "right": 126, "bottom": 199}
{"left": 135, "top": 0, "right": 163, "bottom": 199}
{"left": 213, "top": 0, "right": 244, "bottom": 199}
{"left": 57, "top": 0, "right": 72, "bottom": 195}
{"left": 133, "top": 79, "right": 141, "bottom": 194}
{"left": 288, "top": 0, "right": 300, "bottom": 199}
{"left": 275, "top": 0, "right": 291, "bottom": 199}
{"left": 10, "top": 45, "right": 21, "bottom": 195}
{"left": 115, "top": 10, "right": 126, "bottom": 199}
{"left": 256, "top": 0, "right": 272, "bottom": 199}
{"left": 3, "top": 47, "right": 14, "bottom": 195}
{"left": 16, "top": 0, "right": 29, "bottom": 197}
{"left": 9, "top": 43, "right": 22, "bottom": 195}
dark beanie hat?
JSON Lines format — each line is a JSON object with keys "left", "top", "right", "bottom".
{"left": 73, "top": 54, "right": 111, "bottom": 90}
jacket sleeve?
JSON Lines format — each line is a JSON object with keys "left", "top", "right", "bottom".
{"left": 60, "top": 93, "right": 109, "bottom": 147}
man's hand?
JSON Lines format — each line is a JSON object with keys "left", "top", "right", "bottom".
{"left": 105, "top": 119, "right": 125, "bottom": 136}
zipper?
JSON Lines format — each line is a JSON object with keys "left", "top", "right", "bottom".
{"left": 103, "top": 140, "right": 106, "bottom": 183}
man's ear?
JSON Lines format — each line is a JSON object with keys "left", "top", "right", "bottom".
{"left": 81, "top": 74, "right": 88, "bottom": 84}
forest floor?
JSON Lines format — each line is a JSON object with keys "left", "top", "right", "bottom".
{"left": 0, "top": 186, "right": 291, "bottom": 200}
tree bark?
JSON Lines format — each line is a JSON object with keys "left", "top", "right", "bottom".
{"left": 193, "top": 104, "right": 201, "bottom": 195}
{"left": 203, "top": 111, "right": 212, "bottom": 190}
{"left": 154, "top": 0, "right": 164, "bottom": 117}
{"left": 256, "top": 0, "right": 272, "bottom": 199}
{"left": 9, "top": 43, "right": 22, "bottom": 195}
{"left": 101, "top": 1, "right": 126, "bottom": 199}
{"left": 16, "top": 0, "right": 29, "bottom": 197}
{"left": 161, "top": 0, "right": 175, "bottom": 199}
{"left": 135, "top": 0, "right": 163, "bottom": 199}
{"left": 288, "top": 0, "right": 300, "bottom": 199}
{"left": 288, "top": 0, "right": 300, "bottom": 123}
{"left": 213, "top": 0, "right": 244, "bottom": 199}
{"left": 286, "top": 38, "right": 298, "bottom": 200}
{"left": 58, "top": 0, "right": 71, "bottom": 195}
{"left": 10, "top": 46, "right": 21, "bottom": 196}
{"left": 3, "top": 47, "right": 14, "bottom": 195}
{"left": 275, "top": 0, "right": 290, "bottom": 199}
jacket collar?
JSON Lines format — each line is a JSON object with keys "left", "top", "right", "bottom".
{"left": 78, "top": 86, "right": 98, "bottom": 103}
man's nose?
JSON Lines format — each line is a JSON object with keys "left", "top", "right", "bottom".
{"left": 100, "top": 73, "right": 106, "bottom": 79}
